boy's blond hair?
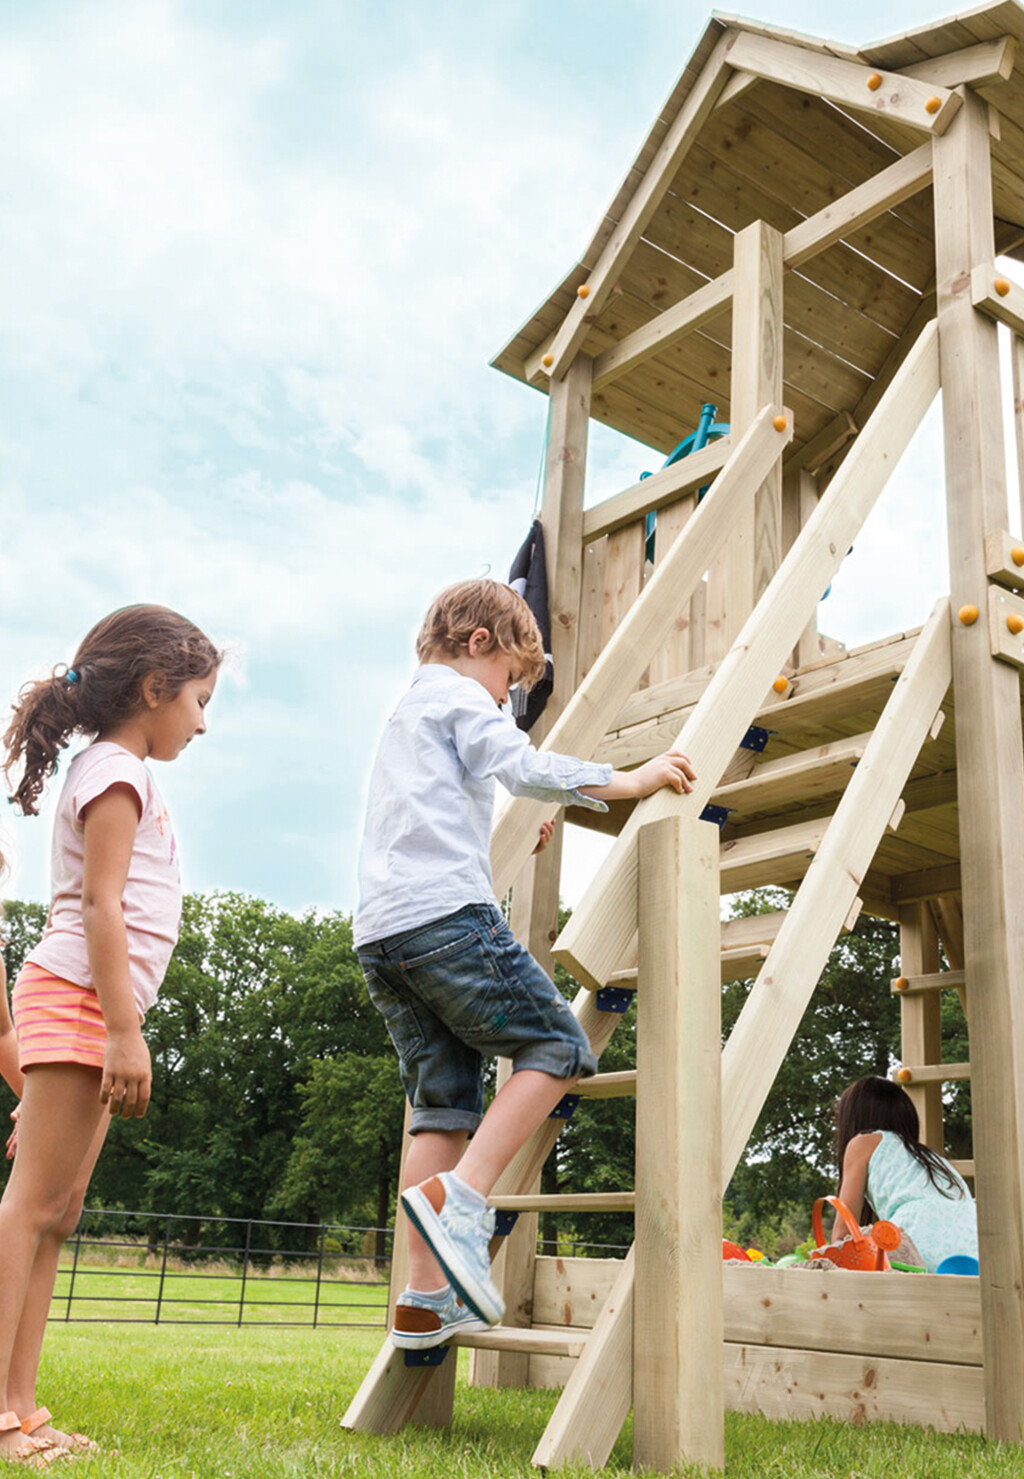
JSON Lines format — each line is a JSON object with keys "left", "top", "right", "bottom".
{"left": 416, "top": 579, "right": 547, "bottom": 689}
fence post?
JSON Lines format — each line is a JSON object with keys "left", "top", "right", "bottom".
{"left": 237, "top": 1219, "right": 253, "bottom": 1328}
{"left": 311, "top": 1224, "right": 327, "bottom": 1329}
{"left": 154, "top": 1216, "right": 173, "bottom": 1325}
{"left": 63, "top": 1214, "right": 84, "bottom": 1321}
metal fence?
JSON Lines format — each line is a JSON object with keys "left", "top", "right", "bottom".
{"left": 52, "top": 1209, "right": 393, "bottom": 1329}
{"left": 50, "top": 1209, "right": 630, "bottom": 1328}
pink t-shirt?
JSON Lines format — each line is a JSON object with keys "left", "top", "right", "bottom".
{"left": 27, "top": 742, "right": 182, "bottom": 1017}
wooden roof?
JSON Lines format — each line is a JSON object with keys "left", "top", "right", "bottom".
{"left": 492, "top": 4, "right": 1024, "bottom": 459}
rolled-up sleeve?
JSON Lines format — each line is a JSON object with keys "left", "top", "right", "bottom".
{"left": 451, "top": 692, "right": 612, "bottom": 811}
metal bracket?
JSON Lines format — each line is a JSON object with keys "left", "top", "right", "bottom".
{"left": 494, "top": 1209, "right": 520, "bottom": 1237}
{"left": 740, "top": 725, "right": 770, "bottom": 752}
{"left": 595, "top": 985, "right": 635, "bottom": 1014}
{"left": 404, "top": 1345, "right": 451, "bottom": 1367}
{"left": 549, "top": 1093, "right": 580, "bottom": 1122}
{"left": 699, "top": 804, "right": 729, "bottom": 830}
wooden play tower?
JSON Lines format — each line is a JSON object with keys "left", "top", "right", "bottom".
{"left": 345, "top": 5, "right": 1024, "bottom": 1469}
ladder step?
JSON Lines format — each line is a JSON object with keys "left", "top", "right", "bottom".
{"left": 712, "top": 732, "right": 868, "bottom": 820}
{"left": 576, "top": 1070, "right": 637, "bottom": 1099}
{"left": 489, "top": 1192, "right": 635, "bottom": 1212}
{"left": 453, "top": 1325, "right": 589, "bottom": 1358}
{"left": 720, "top": 817, "right": 828, "bottom": 892}
{"left": 950, "top": 1159, "right": 975, "bottom": 1179}
{"left": 891, "top": 969, "right": 966, "bottom": 996}
{"left": 893, "top": 1062, "right": 971, "bottom": 1085}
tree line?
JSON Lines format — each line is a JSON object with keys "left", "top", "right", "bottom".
{"left": 0, "top": 891, "right": 971, "bottom": 1257}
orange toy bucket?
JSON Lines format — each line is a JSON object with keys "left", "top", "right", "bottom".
{"left": 810, "top": 1196, "right": 899, "bottom": 1271}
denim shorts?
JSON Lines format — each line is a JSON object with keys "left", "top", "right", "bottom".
{"left": 357, "top": 902, "right": 597, "bottom": 1133}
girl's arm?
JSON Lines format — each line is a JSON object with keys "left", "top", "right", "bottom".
{"left": 0, "top": 955, "right": 25, "bottom": 1100}
{"left": 833, "top": 1132, "right": 882, "bottom": 1239}
{"left": 81, "top": 784, "right": 151, "bottom": 1119}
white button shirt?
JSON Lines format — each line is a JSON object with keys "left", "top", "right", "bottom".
{"left": 354, "top": 664, "right": 612, "bottom": 947}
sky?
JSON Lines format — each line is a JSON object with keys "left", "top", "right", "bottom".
{"left": 0, "top": 0, "right": 1019, "bottom": 917}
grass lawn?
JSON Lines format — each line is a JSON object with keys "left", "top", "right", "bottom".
{"left": 33, "top": 1322, "right": 1024, "bottom": 1477}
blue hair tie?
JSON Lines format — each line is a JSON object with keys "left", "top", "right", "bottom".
{"left": 66, "top": 668, "right": 80, "bottom": 685}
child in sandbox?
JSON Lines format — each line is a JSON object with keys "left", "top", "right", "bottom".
{"left": 354, "top": 578, "right": 694, "bottom": 1348}
{"left": 834, "top": 1074, "right": 978, "bottom": 1273}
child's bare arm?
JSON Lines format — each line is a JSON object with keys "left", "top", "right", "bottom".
{"left": 832, "top": 1133, "right": 880, "bottom": 1239}
{"left": 578, "top": 750, "right": 696, "bottom": 803}
{"left": 0, "top": 958, "right": 24, "bottom": 1101}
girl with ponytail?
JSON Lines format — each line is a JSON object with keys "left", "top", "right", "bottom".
{"left": 0, "top": 605, "right": 220, "bottom": 1463}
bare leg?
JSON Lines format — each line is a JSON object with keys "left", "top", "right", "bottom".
{"left": 7, "top": 1109, "right": 109, "bottom": 1446}
{"left": 0, "top": 1065, "right": 106, "bottom": 1457}
{"left": 403, "top": 1130, "right": 466, "bottom": 1290}
{"left": 456, "top": 1069, "right": 574, "bottom": 1196}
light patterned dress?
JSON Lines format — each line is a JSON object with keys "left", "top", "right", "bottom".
{"left": 865, "top": 1129, "right": 978, "bottom": 1273}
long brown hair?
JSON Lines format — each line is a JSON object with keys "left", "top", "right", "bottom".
{"left": 834, "top": 1075, "right": 962, "bottom": 1199}
{"left": 4, "top": 605, "right": 221, "bottom": 817}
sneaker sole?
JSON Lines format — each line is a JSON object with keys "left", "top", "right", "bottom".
{"left": 390, "top": 1317, "right": 489, "bottom": 1351}
{"left": 400, "top": 1187, "right": 505, "bottom": 1325}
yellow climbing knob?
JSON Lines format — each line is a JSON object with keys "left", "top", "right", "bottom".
{"left": 1008, "top": 613, "right": 1024, "bottom": 636}
{"left": 772, "top": 676, "right": 789, "bottom": 694}
{"left": 925, "top": 96, "right": 942, "bottom": 115}
{"left": 772, "top": 414, "right": 787, "bottom": 432}
{"left": 894, "top": 976, "right": 909, "bottom": 992}
{"left": 897, "top": 1067, "right": 913, "bottom": 1084}
{"left": 541, "top": 353, "right": 554, "bottom": 368}
{"left": 577, "top": 284, "right": 590, "bottom": 299}
{"left": 995, "top": 277, "right": 1012, "bottom": 297}
{"left": 1012, "top": 546, "right": 1024, "bottom": 567}
{"left": 958, "top": 604, "right": 979, "bottom": 626}
{"left": 746, "top": 1248, "right": 764, "bottom": 1261}
{"left": 866, "top": 72, "right": 882, "bottom": 91}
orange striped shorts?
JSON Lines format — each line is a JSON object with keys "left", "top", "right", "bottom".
{"left": 12, "top": 963, "right": 107, "bottom": 1071}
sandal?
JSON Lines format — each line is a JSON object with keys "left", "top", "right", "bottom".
{"left": 0, "top": 1411, "right": 70, "bottom": 1469}
{"left": 21, "top": 1411, "right": 99, "bottom": 1457}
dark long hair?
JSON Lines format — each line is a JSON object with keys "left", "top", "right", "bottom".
{"left": 834, "top": 1075, "right": 962, "bottom": 1199}
{"left": 4, "top": 605, "right": 221, "bottom": 817}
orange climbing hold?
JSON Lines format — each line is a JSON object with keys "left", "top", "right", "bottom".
{"left": 1012, "top": 547, "right": 1024, "bottom": 567}
{"left": 894, "top": 976, "right": 909, "bottom": 992}
{"left": 995, "top": 277, "right": 1012, "bottom": 297}
{"left": 772, "top": 676, "right": 789, "bottom": 694}
{"left": 897, "top": 1067, "right": 913, "bottom": 1084}
{"left": 1008, "top": 613, "right": 1024, "bottom": 636}
{"left": 772, "top": 414, "right": 787, "bottom": 432}
{"left": 958, "top": 604, "right": 979, "bottom": 626}
{"left": 925, "top": 96, "right": 942, "bottom": 115}
{"left": 541, "top": 353, "right": 554, "bottom": 368}
{"left": 866, "top": 72, "right": 882, "bottom": 91}
{"left": 577, "top": 284, "right": 590, "bottom": 299}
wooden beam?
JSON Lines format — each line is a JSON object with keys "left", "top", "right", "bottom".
{"left": 634, "top": 817, "right": 723, "bottom": 1473}
{"left": 489, "top": 1192, "right": 635, "bottom": 1212}
{"left": 899, "top": 37, "right": 1017, "bottom": 90}
{"left": 722, "top": 31, "right": 961, "bottom": 136}
{"left": 987, "top": 584, "right": 1024, "bottom": 668}
{"left": 719, "top": 602, "right": 951, "bottom": 1182}
{"left": 782, "top": 144, "right": 933, "bottom": 269}
{"left": 1012, "top": 338, "right": 1024, "bottom": 536}
{"left": 527, "top": 33, "right": 732, "bottom": 384}
{"left": 591, "top": 272, "right": 732, "bottom": 392}
{"left": 554, "top": 324, "right": 940, "bottom": 991}
{"left": 531, "top": 1248, "right": 635, "bottom": 1470}
{"left": 784, "top": 411, "right": 858, "bottom": 477}
{"left": 899, "top": 902, "right": 944, "bottom": 1152}
{"left": 935, "top": 88, "right": 1024, "bottom": 1444}
{"left": 892, "top": 968, "right": 966, "bottom": 995}
{"left": 984, "top": 529, "right": 1024, "bottom": 592}
{"left": 894, "top": 1062, "right": 971, "bottom": 1085}
{"left": 456, "top": 1328, "right": 589, "bottom": 1359}
{"left": 490, "top": 405, "right": 792, "bottom": 901}
{"left": 581, "top": 436, "right": 731, "bottom": 543}
{"left": 971, "top": 262, "right": 1024, "bottom": 336}
{"left": 707, "top": 220, "right": 784, "bottom": 662}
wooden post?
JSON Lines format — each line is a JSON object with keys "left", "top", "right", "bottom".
{"left": 634, "top": 816, "right": 724, "bottom": 1473}
{"left": 1011, "top": 334, "right": 1024, "bottom": 534}
{"left": 898, "top": 903, "right": 944, "bottom": 1152}
{"left": 782, "top": 465, "right": 821, "bottom": 668}
{"left": 474, "top": 354, "right": 592, "bottom": 1391}
{"left": 933, "top": 89, "right": 1024, "bottom": 1443}
{"left": 706, "top": 220, "right": 783, "bottom": 662}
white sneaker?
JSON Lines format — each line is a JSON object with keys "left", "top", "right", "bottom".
{"left": 390, "top": 1284, "right": 489, "bottom": 1349}
{"left": 401, "top": 1173, "right": 505, "bottom": 1325}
